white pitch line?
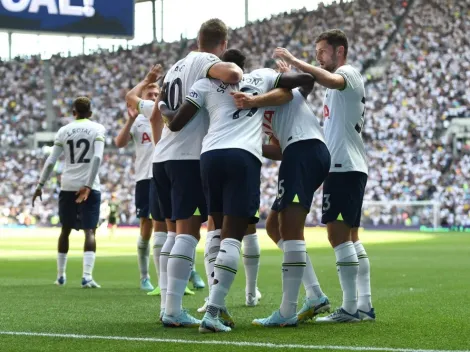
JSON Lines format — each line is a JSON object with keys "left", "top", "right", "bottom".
{"left": 0, "top": 331, "right": 468, "bottom": 352}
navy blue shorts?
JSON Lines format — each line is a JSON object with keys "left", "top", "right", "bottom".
{"left": 272, "top": 139, "right": 330, "bottom": 212}
{"left": 149, "top": 177, "right": 165, "bottom": 222}
{"left": 135, "top": 179, "right": 150, "bottom": 219}
{"left": 59, "top": 190, "right": 101, "bottom": 230}
{"left": 200, "top": 148, "right": 261, "bottom": 219}
{"left": 321, "top": 171, "right": 368, "bottom": 228}
{"left": 152, "top": 160, "right": 208, "bottom": 223}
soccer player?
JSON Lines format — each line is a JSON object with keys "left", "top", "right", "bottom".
{"left": 230, "top": 59, "right": 331, "bottom": 327}
{"left": 125, "top": 69, "right": 199, "bottom": 299}
{"left": 126, "top": 18, "right": 244, "bottom": 327}
{"left": 114, "top": 83, "right": 167, "bottom": 292}
{"left": 273, "top": 29, "right": 375, "bottom": 322}
{"left": 32, "top": 97, "right": 105, "bottom": 288}
{"left": 158, "top": 49, "right": 317, "bottom": 333}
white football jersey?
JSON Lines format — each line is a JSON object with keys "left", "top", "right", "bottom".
{"left": 130, "top": 114, "right": 153, "bottom": 182}
{"left": 323, "top": 64, "right": 368, "bottom": 174}
{"left": 143, "top": 51, "right": 221, "bottom": 163}
{"left": 188, "top": 68, "right": 281, "bottom": 162}
{"left": 262, "top": 88, "right": 325, "bottom": 152}
{"left": 54, "top": 118, "right": 106, "bottom": 191}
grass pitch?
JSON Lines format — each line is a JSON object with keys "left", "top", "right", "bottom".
{"left": 1, "top": 227, "right": 469, "bottom": 352}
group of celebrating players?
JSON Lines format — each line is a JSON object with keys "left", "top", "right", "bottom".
{"left": 33, "top": 18, "right": 375, "bottom": 333}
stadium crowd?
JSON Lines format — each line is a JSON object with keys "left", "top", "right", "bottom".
{"left": 1, "top": 0, "right": 469, "bottom": 228}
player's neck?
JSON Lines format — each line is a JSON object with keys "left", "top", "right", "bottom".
{"left": 198, "top": 47, "right": 217, "bottom": 56}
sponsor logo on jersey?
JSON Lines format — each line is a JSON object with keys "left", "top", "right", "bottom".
{"left": 323, "top": 105, "right": 330, "bottom": 119}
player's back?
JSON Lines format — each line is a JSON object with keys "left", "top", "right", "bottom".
{"left": 193, "top": 68, "right": 281, "bottom": 161}
{"left": 153, "top": 51, "right": 220, "bottom": 162}
{"left": 56, "top": 119, "right": 105, "bottom": 191}
{"left": 263, "top": 88, "right": 325, "bottom": 151}
{"left": 323, "top": 64, "right": 367, "bottom": 174}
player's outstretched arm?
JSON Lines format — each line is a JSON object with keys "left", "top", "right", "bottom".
{"left": 276, "top": 72, "right": 315, "bottom": 90}
{"left": 125, "top": 64, "right": 163, "bottom": 109}
{"left": 273, "top": 48, "right": 345, "bottom": 90}
{"left": 262, "top": 136, "right": 282, "bottom": 161}
{"left": 114, "top": 106, "right": 138, "bottom": 148}
{"left": 208, "top": 62, "right": 243, "bottom": 84}
{"left": 159, "top": 101, "right": 198, "bottom": 132}
{"left": 33, "top": 144, "right": 63, "bottom": 206}
{"left": 232, "top": 88, "right": 293, "bottom": 110}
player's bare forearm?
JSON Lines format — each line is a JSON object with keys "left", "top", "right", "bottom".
{"left": 125, "top": 80, "right": 149, "bottom": 109}
{"left": 150, "top": 102, "right": 164, "bottom": 145}
{"left": 251, "top": 88, "right": 293, "bottom": 108}
{"left": 114, "top": 119, "right": 133, "bottom": 148}
{"left": 160, "top": 102, "right": 198, "bottom": 132}
{"left": 262, "top": 144, "right": 282, "bottom": 161}
{"left": 208, "top": 62, "right": 243, "bottom": 84}
{"left": 277, "top": 72, "right": 315, "bottom": 90}
{"left": 291, "top": 58, "right": 345, "bottom": 90}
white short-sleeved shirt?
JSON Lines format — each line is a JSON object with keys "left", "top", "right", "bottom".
{"left": 187, "top": 68, "right": 281, "bottom": 162}
{"left": 323, "top": 64, "right": 368, "bottom": 174}
{"left": 129, "top": 114, "right": 153, "bottom": 182}
{"left": 139, "top": 51, "right": 221, "bottom": 163}
{"left": 262, "top": 88, "right": 325, "bottom": 152}
{"left": 54, "top": 118, "right": 106, "bottom": 191}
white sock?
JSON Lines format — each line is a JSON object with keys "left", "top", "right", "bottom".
{"left": 242, "top": 233, "right": 260, "bottom": 297}
{"left": 278, "top": 239, "right": 323, "bottom": 299}
{"left": 83, "top": 251, "right": 96, "bottom": 280}
{"left": 334, "top": 241, "right": 359, "bottom": 314}
{"left": 204, "top": 230, "right": 215, "bottom": 287}
{"left": 166, "top": 234, "right": 199, "bottom": 316}
{"left": 205, "top": 229, "right": 221, "bottom": 291}
{"left": 159, "top": 231, "right": 176, "bottom": 310}
{"left": 280, "top": 240, "right": 306, "bottom": 318}
{"left": 208, "top": 238, "right": 241, "bottom": 310}
{"left": 57, "top": 253, "right": 67, "bottom": 278}
{"left": 277, "top": 239, "right": 284, "bottom": 251}
{"left": 303, "top": 253, "right": 324, "bottom": 300}
{"left": 355, "top": 241, "right": 372, "bottom": 311}
{"left": 192, "top": 253, "right": 197, "bottom": 272}
{"left": 137, "top": 237, "right": 150, "bottom": 280}
{"left": 153, "top": 232, "right": 167, "bottom": 282}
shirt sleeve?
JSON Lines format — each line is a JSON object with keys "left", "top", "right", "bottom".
{"left": 335, "top": 66, "right": 362, "bottom": 92}
{"left": 95, "top": 124, "right": 106, "bottom": 143}
{"left": 195, "top": 53, "right": 221, "bottom": 79}
{"left": 54, "top": 128, "right": 64, "bottom": 147}
{"left": 137, "top": 99, "right": 156, "bottom": 119}
{"left": 256, "top": 68, "right": 282, "bottom": 92}
{"left": 185, "top": 79, "right": 209, "bottom": 109}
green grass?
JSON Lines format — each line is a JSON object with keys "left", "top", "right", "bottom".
{"left": 1, "top": 228, "right": 469, "bottom": 352}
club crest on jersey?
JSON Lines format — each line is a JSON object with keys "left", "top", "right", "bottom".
{"left": 141, "top": 132, "right": 151, "bottom": 144}
{"left": 323, "top": 105, "right": 330, "bottom": 119}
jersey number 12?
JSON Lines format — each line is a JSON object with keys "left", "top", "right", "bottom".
{"left": 67, "top": 139, "right": 91, "bottom": 164}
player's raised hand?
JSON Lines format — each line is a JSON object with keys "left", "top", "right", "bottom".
{"left": 75, "top": 186, "right": 91, "bottom": 204}
{"left": 273, "top": 47, "right": 295, "bottom": 64}
{"left": 127, "top": 105, "right": 139, "bottom": 121}
{"left": 276, "top": 59, "right": 291, "bottom": 73}
{"left": 145, "top": 64, "right": 163, "bottom": 83}
{"left": 32, "top": 188, "right": 42, "bottom": 207}
{"left": 231, "top": 91, "right": 255, "bottom": 109}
